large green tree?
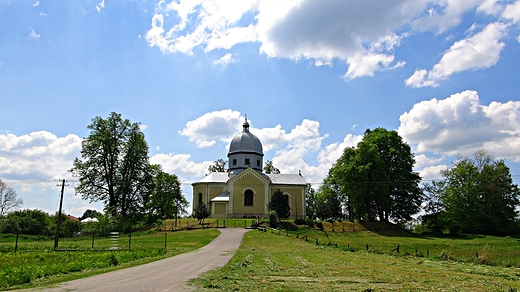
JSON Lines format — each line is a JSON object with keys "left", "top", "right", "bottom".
{"left": 70, "top": 112, "right": 154, "bottom": 222}
{"left": 440, "top": 150, "right": 519, "bottom": 235}
{"left": 305, "top": 183, "right": 319, "bottom": 220}
{"left": 148, "top": 168, "right": 188, "bottom": 222}
{"left": 328, "top": 128, "right": 422, "bottom": 222}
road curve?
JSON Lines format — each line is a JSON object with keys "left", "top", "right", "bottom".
{"left": 31, "top": 228, "right": 250, "bottom": 292}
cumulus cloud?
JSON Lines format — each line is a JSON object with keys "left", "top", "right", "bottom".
{"left": 146, "top": 0, "right": 427, "bottom": 78}
{"left": 179, "top": 109, "right": 242, "bottom": 148}
{"left": 0, "top": 131, "right": 82, "bottom": 180}
{"left": 405, "top": 22, "right": 507, "bottom": 87}
{"left": 146, "top": 0, "right": 520, "bottom": 83}
{"left": 398, "top": 90, "right": 520, "bottom": 162}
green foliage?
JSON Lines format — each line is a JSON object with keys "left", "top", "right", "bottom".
{"left": 305, "top": 183, "right": 318, "bottom": 220}
{"left": 437, "top": 150, "right": 519, "bottom": 235}
{"left": 1, "top": 209, "right": 51, "bottom": 235}
{"left": 0, "top": 179, "right": 23, "bottom": 216}
{"left": 326, "top": 128, "right": 422, "bottom": 222}
{"left": 79, "top": 209, "right": 102, "bottom": 221}
{"left": 70, "top": 112, "right": 154, "bottom": 223}
{"left": 148, "top": 168, "right": 188, "bottom": 222}
{"left": 208, "top": 159, "right": 227, "bottom": 173}
{"left": 268, "top": 211, "right": 279, "bottom": 228}
{"left": 263, "top": 160, "right": 280, "bottom": 174}
{"left": 193, "top": 203, "right": 211, "bottom": 224}
{"left": 267, "top": 189, "right": 290, "bottom": 220}
{"left": 315, "top": 185, "right": 343, "bottom": 220}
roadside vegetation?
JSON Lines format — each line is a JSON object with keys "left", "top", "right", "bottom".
{"left": 0, "top": 228, "right": 219, "bottom": 290}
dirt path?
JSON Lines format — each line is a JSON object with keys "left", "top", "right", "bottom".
{"left": 29, "top": 228, "right": 250, "bottom": 292}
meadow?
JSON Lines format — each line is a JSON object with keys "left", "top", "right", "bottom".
{"left": 2, "top": 219, "right": 520, "bottom": 291}
{"left": 192, "top": 223, "right": 520, "bottom": 291}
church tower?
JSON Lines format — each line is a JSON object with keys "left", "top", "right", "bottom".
{"left": 227, "top": 118, "right": 264, "bottom": 175}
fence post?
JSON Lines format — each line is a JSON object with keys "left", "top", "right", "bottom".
{"left": 217, "top": 220, "right": 219, "bottom": 228}
{"left": 164, "top": 233, "right": 167, "bottom": 251}
{"left": 224, "top": 220, "right": 226, "bottom": 228}
{"left": 128, "top": 232, "right": 132, "bottom": 251}
{"left": 366, "top": 244, "right": 369, "bottom": 250}
{"left": 91, "top": 232, "right": 95, "bottom": 249}
{"left": 316, "top": 238, "right": 319, "bottom": 245}
{"left": 15, "top": 232, "right": 19, "bottom": 252}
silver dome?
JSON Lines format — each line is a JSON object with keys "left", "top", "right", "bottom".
{"left": 228, "top": 120, "right": 263, "bottom": 155}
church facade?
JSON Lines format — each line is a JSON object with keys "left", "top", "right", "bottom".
{"left": 192, "top": 119, "right": 307, "bottom": 219}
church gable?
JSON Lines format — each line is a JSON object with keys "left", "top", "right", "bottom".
{"left": 228, "top": 167, "right": 270, "bottom": 185}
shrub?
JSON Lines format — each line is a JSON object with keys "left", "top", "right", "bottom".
{"left": 304, "top": 217, "right": 315, "bottom": 227}
{"left": 294, "top": 218, "right": 305, "bottom": 225}
{"left": 315, "top": 221, "right": 323, "bottom": 229}
{"left": 268, "top": 211, "right": 279, "bottom": 228}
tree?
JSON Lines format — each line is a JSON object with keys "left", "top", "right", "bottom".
{"left": 264, "top": 160, "right": 280, "bottom": 174}
{"left": 208, "top": 159, "right": 226, "bottom": 173}
{"left": 419, "top": 180, "right": 447, "bottom": 233}
{"left": 2, "top": 209, "right": 51, "bottom": 235}
{"left": 148, "top": 168, "right": 189, "bottom": 224}
{"left": 79, "top": 209, "right": 102, "bottom": 221}
{"left": 193, "top": 203, "right": 210, "bottom": 224}
{"left": 0, "top": 179, "right": 23, "bottom": 216}
{"left": 70, "top": 112, "right": 154, "bottom": 223}
{"left": 327, "top": 128, "right": 422, "bottom": 222}
{"left": 305, "top": 183, "right": 318, "bottom": 220}
{"left": 440, "top": 150, "right": 519, "bottom": 235}
{"left": 267, "top": 189, "right": 290, "bottom": 220}
{"left": 315, "top": 185, "right": 343, "bottom": 220}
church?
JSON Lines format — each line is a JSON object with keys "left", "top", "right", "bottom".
{"left": 192, "top": 119, "right": 307, "bottom": 219}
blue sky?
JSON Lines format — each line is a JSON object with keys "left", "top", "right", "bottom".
{"left": 1, "top": 0, "right": 520, "bottom": 217}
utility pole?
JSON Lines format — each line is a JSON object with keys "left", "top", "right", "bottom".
{"left": 54, "top": 179, "right": 68, "bottom": 251}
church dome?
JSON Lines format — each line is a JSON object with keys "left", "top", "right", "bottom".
{"left": 228, "top": 119, "right": 264, "bottom": 173}
{"left": 229, "top": 119, "right": 263, "bottom": 155}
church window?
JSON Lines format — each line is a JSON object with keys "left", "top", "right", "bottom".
{"left": 257, "top": 160, "right": 260, "bottom": 167}
{"left": 244, "top": 189, "right": 254, "bottom": 206}
{"left": 233, "top": 159, "right": 237, "bottom": 166}
{"left": 245, "top": 158, "right": 250, "bottom": 166}
{"left": 198, "top": 193, "right": 203, "bottom": 205}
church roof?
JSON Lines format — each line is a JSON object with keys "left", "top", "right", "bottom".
{"left": 267, "top": 174, "right": 307, "bottom": 185}
{"left": 228, "top": 119, "right": 263, "bottom": 156}
{"left": 193, "top": 171, "right": 306, "bottom": 185}
{"left": 194, "top": 172, "right": 229, "bottom": 184}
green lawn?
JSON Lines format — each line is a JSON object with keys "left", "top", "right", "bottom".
{"left": 0, "top": 228, "right": 219, "bottom": 290}
{"left": 191, "top": 228, "right": 520, "bottom": 291}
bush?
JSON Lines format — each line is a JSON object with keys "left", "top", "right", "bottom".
{"left": 315, "top": 221, "right": 323, "bottom": 229}
{"left": 304, "top": 217, "right": 315, "bottom": 227}
{"left": 268, "top": 211, "right": 279, "bottom": 228}
{"left": 294, "top": 218, "right": 305, "bottom": 225}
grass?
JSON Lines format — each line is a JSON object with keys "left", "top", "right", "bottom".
{"left": 191, "top": 228, "right": 520, "bottom": 291}
{"left": 0, "top": 228, "right": 219, "bottom": 290}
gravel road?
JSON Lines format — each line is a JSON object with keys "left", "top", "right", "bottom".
{"left": 28, "top": 228, "right": 250, "bottom": 292}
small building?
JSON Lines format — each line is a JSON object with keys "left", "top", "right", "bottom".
{"left": 192, "top": 119, "right": 306, "bottom": 219}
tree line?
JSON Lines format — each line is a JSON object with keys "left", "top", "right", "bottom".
{"left": 305, "top": 128, "right": 519, "bottom": 236}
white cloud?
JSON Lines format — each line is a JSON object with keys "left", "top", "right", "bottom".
{"left": 147, "top": 0, "right": 428, "bottom": 78}
{"left": 33, "top": 1, "right": 39, "bottom": 7}
{"left": 502, "top": 0, "right": 520, "bottom": 23}
{"left": 179, "top": 109, "right": 242, "bottom": 148}
{"left": 412, "top": 0, "right": 483, "bottom": 33}
{"left": 405, "top": 22, "right": 507, "bottom": 87}
{"left": 29, "top": 29, "right": 40, "bottom": 39}
{"left": 399, "top": 90, "right": 520, "bottom": 162}
{"left": 0, "top": 131, "right": 82, "bottom": 180}
{"left": 211, "top": 53, "right": 237, "bottom": 68}
{"left": 39, "top": 12, "right": 47, "bottom": 17}
{"left": 96, "top": 0, "right": 105, "bottom": 12}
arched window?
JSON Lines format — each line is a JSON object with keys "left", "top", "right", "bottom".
{"left": 244, "top": 189, "right": 254, "bottom": 206}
